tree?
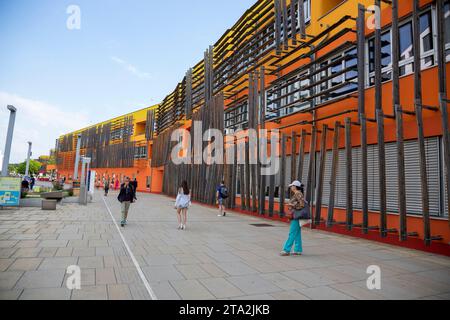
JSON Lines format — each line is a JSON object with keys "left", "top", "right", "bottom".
{"left": 17, "top": 160, "right": 41, "bottom": 176}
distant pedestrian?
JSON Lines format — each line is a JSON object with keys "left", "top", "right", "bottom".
{"left": 131, "top": 178, "right": 138, "bottom": 192}
{"left": 216, "top": 180, "right": 229, "bottom": 217}
{"left": 30, "top": 176, "right": 36, "bottom": 191}
{"left": 104, "top": 178, "right": 110, "bottom": 196}
{"left": 280, "top": 181, "right": 308, "bottom": 257}
{"left": 21, "top": 179, "right": 30, "bottom": 192}
{"left": 114, "top": 178, "right": 119, "bottom": 190}
{"left": 175, "top": 180, "right": 191, "bottom": 230}
{"left": 117, "top": 177, "right": 136, "bottom": 227}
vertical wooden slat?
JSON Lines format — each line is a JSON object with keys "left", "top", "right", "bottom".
{"left": 290, "top": 0, "right": 297, "bottom": 45}
{"left": 306, "top": 126, "right": 316, "bottom": 203}
{"left": 345, "top": 118, "right": 353, "bottom": 231}
{"left": 357, "top": 3, "right": 366, "bottom": 116}
{"left": 275, "top": 0, "right": 282, "bottom": 55}
{"left": 297, "top": 130, "right": 306, "bottom": 181}
{"left": 360, "top": 114, "right": 369, "bottom": 234}
{"left": 377, "top": 109, "right": 387, "bottom": 237}
{"left": 259, "top": 67, "right": 267, "bottom": 215}
{"left": 413, "top": 0, "right": 431, "bottom": 245}
{"left": 291, "top": 131, "right": 297, "bottom": 182}
{"left": 327, "top": 121, "right": 340, "bottom": 227}
{"left": 437, "top": 0, "right": 450, "bottom": 224}
{"left": 279, "top": 134, "right": 287, "bottom": 216}
{"left": 392, "top": 0, "right": 407, "bottom": 241}
{"left": 315, "top": 124, "right": 328, "bottom": 226}
{"left": 268, "top": 132, "right": 276, "bottom": 217}
{"left": 245, "top": 141, "right": 251, "bottom": 211}
{"left": 298, "top": 0, "right": 306, "bottom": 39}
{"left": 282, "top": 0, "right": 289, "bottom": 51}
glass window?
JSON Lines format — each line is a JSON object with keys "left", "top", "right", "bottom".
{"left": 420, "top": 11, "right": 434, "bottom": 67}
{"left": 399, "top": 22, "right": 413, "bottom": 61}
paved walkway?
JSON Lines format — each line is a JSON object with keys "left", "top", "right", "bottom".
{"left": 0, "top": 192, "right": 449, "bottom": 300}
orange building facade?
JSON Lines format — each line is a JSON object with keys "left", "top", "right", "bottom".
{"left": 56, "top": 0, "right": 450, "bottom": 253}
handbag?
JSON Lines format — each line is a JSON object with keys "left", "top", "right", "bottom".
{"left": 293, "top": 201, "right": 311, "bottom": 220}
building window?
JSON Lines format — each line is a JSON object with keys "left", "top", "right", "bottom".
{"left": 368, "top": 30, "right": 392, "bottom": 85}
{"left": 225, "top": 103, "right": 248, "bottom": 131}
{"left": 318, "top": 47, "right": 358, "bottom": 102}
{"left": 303, "top": 0, "right": 311, "bottom": 23}
{"left": 134, "top": 146, "right": 147, "bottom": 159}
{"left": 367, "top": 7, "right": 439, "bottom": 86}
{"left": 266, "top": 71, "right": 310, "bottom": 120}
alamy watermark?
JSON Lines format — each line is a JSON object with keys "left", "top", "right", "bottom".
{"left": 66, "top": 265, "right": 81, "bottom": 290}
{"left": 170, "top": 122, "right": 280, "bottom": 176}
{"left": 66, "top": 5, "right": 81, "bottom": 30}
{"left": 366, "top": 5, "right": 381, "bottom": 30}
{"left": 366, "top": 265, "right": 381, "bottom": 290}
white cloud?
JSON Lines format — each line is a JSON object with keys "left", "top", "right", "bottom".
{"left": 111, "top": 56, "right": 152, "bottom": 79}
{"left": 0, "top": 91, "right": 89, "bottom": 163}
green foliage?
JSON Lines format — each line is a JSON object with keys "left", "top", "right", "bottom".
{"left": 8, "top": 164, "right": 19, "bottom": 174}
{"left": 16, "top": 160, "right": 41, "bottom": 175}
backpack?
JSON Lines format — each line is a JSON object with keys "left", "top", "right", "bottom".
{"left": 220, "top": 185, "right": 229, "bottom": 199}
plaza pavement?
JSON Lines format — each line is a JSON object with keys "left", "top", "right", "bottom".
{"left": 0, "top": 191, "right": 449, "bottom": 300}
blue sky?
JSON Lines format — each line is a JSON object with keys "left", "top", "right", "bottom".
{"left": 0, "top": 0, "right": 255, "bottom": 163}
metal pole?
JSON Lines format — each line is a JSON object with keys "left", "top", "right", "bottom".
{"left": 25, "top": 142, "right": 32, "bottom": 177}
{"left": 1, "top": 105, "right": 17, "bottom": 177}
{"left": 79, "top": 157, "right": 87, "bottom": 205}
{"left": 73, "top": 134, "right": 82, "bottom": 181}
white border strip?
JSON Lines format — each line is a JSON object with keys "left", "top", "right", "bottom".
{"left": 102, "top": 196, "right": 158, "bottom": 300}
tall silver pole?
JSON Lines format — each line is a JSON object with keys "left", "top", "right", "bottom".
{"left": 1, "top": 105, "right": 17, "bottom": 177}
{"left": 25, "top": 141, "right": 32, "bottom": 177}
{"left": 79, "top": 157, "right": 87, "bottom": 205}
{"left": 73, "top": 134, "right": 82, "bottom": 180}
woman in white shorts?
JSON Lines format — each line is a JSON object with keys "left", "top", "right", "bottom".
{"left": 175, "top": 180, "right": 191, "bottom": 230}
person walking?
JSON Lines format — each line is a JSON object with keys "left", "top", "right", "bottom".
{"left": 175, "top": 180, "right": 191, "bottom": 230}
{"left": 117, "top": 177, "right": 136, "bottom": 227}
{"left": 30, "top": 175, "right": 35, "bottom": 191}
{"left": 280, "top": 180, "right": 307, "bottom": 256}
{"left": 114, "top": 177, "right": 119, "bottom": 191}
{"left": 104, "top": 178, "right": 110, "bottom": 196}
{"left": 131, "top": 178, "right": 138, "bottom": 192}
{"left": 216, "top": 180, "right": 229, "bottom": 217}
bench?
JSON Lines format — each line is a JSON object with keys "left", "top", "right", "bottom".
{"left": 41, "top": 192, "right": 64, "bottom": 202}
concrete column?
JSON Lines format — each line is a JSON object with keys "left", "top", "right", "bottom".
{"left": 25, "top": 142, "right": 32, "bottom": 177}
{"left": 1, "top": 105, "right": 17, "bottom": 177}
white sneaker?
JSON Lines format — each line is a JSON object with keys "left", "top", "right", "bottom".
{"left": 182, "top": 225, "right": 186, "bottom": 230}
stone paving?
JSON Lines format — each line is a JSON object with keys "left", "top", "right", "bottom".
{"left": 0, "top": 191, "right": 449, "bottom": 300}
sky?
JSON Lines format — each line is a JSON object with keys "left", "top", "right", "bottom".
{"left": 0, "top": 0, "right": 256, "bottom": 164}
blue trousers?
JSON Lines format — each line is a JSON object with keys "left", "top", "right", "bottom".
{"left": 283, "top": 220, "right": 303, "bottom": 253}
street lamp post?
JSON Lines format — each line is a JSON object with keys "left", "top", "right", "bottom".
{"left": 79, "top": 156, "right": 91, "bottom": 205}
{"left": 73, "top": 134, "right": 82, "bottom": 181}
{"left": 25, "top": 142, "right": 32, "bottom": 177}
{"left": 1, "top": 105, "right": 17, "bottom": 177}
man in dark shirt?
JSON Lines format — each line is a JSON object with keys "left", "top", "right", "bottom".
{"left": 131, "top": 178, "right": 138, "bottom": 193}
{"left": 117, "top": 177, "right": 136, "bottom": 227}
